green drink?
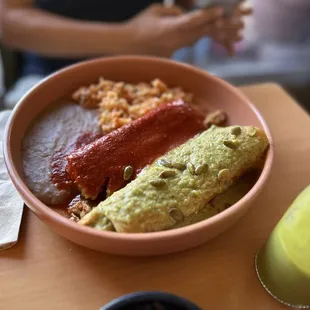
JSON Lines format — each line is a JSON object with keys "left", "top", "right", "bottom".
{"left": 256, "top": 185, "right": 310, "bottom": 308}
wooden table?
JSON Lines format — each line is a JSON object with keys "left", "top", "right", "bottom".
{"left": 1, "top": 83, "right": 310, "bottom": 310}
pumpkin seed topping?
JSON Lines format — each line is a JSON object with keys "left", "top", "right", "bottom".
{"left": 150, "top": 179, "right": 166, "bottom": 188}
{"left": 158, "top": 159, "right": 173, "bottom": 168}
{"left": 187, "top": 163, "right": 195, "bottom": 175}
{"left": 169, "top": 208, "right": 184, "bottom": 223}
{"left": 218, "top": 169, "right": 230, "bottom": 181}
{"left": 224, "top": 140, "right": 238, "bottom": 149}
{"left": 172, "top": 162, "right": 186, "bottom": 171}
{"left": 195, "top": 163, "right": 209, "bottom": 175}
{"left": 231, "top": 126, "right": 241, "bottom": 136}
{"left": 123, "top": 166, "right": 133, "bottom": 181}
{"left": 248, "top": 127, "right": 257, "bottom": 137}
{"left": 159, "top": 170, "right": 176, "bottom": 178}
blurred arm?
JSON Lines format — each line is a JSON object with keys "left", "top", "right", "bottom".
{"left": 1, "top": 0, "right": 133, "bottom": 58}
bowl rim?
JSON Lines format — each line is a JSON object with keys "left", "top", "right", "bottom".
{"left": 4, "top": 55, "right": 274, "bottom": 242}
{"left": 99, "top": 291, "right": 201, "bottom": 310}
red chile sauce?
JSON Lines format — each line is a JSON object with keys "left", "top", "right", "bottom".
{"left": 51, "top": 131, "right": 102, "bottom": 193}
{"left": 66, "top": 101, "right": 206, "bottom": 200}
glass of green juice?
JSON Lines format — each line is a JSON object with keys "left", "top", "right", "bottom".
{"left": 255, "top": 185, "right": 310, "bottom": 308}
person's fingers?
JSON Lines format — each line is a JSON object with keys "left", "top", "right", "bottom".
{"left": 194, "top": 24, "right": 212, "bottom": 39}
{"left": 232, "top": 6, "right": 253, "bottom": 17}
{"left": 177, "top": 6, "right": 224, "bottom": 29}
{"left": 194, "top": 20, "right": 239, "bottom": 41}
{"left": 220, "top": 32, "right": 243, "bottom": 42}
{"left": 224, "top": 41, "right": 235, "bottom": 57}
{"left": 149, "top": 3, "right": 184, "bottom": 16}
{"left": 177, "top": 0, "right": 196, "bottom": 10}
{"left": 178, "top": 24, "right": 212, "bottom": 48}
{"left": 213, "top": 26, "right": 243, "bottom": 40}
{"left": 215, "top": 19, "right": 245, "bottom": 31}
{"left": 205, "top": 19, "right": 243, "bottom": 43}
{"left": 169, "top": 5, "right": 244, "bottom": 49}
{"left": 182, "top": 24, "right": 242, "bottom": 49}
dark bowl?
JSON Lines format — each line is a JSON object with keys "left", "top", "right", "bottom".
{"left": 100, "top": 291, "right": 201, "bottom": 310}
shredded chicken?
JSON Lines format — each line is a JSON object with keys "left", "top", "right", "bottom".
{"left": 68, "top": 199, "right": 93, "bottom": 221}
{"left": 203, "top": 110, "right": 227, "bottom": 128}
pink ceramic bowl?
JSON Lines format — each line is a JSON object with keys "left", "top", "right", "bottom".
{"left": 4, "top": 56, "right": 274, "bottom": 256}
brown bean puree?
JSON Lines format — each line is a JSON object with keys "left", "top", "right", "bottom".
{"left": 22, "top": 102, "right": 99, "bottom": 205}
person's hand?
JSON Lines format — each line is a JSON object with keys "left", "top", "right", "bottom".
{"left": 126, "top": 3, "right": 224, "bottom": 57}
{"left": 207, "top": 4, "right": 253, "bottom": 55}
{"left": 176, "top": 0, "right": 196, "bottom": 9}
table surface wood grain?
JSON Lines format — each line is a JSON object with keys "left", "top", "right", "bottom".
{"left": 1, "top": 83, "right": 310, "bottom": 310}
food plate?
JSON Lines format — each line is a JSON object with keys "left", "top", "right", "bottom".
{"left": 4, "top": 56, "right": 274, "bottom": 256}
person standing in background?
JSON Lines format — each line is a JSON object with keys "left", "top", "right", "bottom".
{"left": 1, "top": 0, "right": 250, "bottom": 108}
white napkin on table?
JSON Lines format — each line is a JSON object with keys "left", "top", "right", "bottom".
{"left": 0, "top": 110, "right": 24, "bottom": 250}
